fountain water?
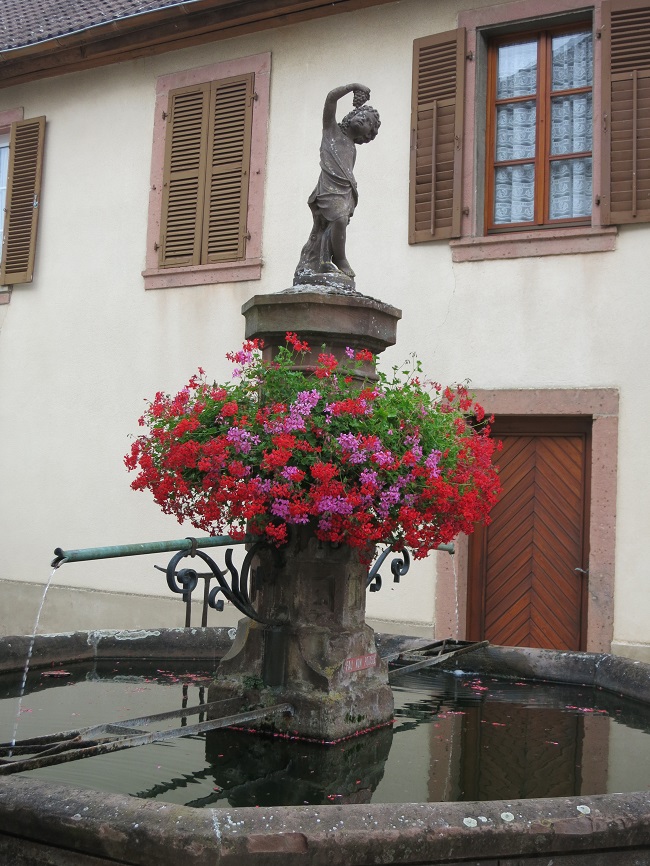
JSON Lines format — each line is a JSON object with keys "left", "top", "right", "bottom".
{"left": 9, "top": 567, "right": 58, "bottom": 754}
{"left": 1, "top": 629, "right": 650, "bottom": 865}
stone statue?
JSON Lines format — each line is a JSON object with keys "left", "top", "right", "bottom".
{"left": 292, "top": 84, "right": 380, "bottom": 293}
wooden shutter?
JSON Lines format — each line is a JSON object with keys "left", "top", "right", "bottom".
{"left": 203, "top": 74, "right": 253, "bottom": 262}
{"left": 1, "top": 116, "right": 46, "bottom": 285}
{"left": 409, "top": 29, "right": 465, "bottom": 243}
{"left": 602, "top": 0, "right": 650, "bottom": 223}
{"left": 159, "top": 84, "right": 210, "bottom": 267}
{"left": 159, "top": 73, "right": 253, "bottom": 268}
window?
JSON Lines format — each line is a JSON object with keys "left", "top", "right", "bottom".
{"left": 0, "top": 133, "right": 9, "bottom": 244}
{"left": 0, "top": 113, "right": 46, "bottom": 286}
{"left": 486, "top": 26, "right": 593, "bottom": 230}
{"left": 409, "top": 0, "right": 650, "bottom": 260}
{"left": 143, "top": 53, "right": 270, "bottom": 290}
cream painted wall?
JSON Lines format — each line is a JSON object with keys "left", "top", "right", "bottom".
{"left": 0, "top": 0, "right": 648, "bottom": 645}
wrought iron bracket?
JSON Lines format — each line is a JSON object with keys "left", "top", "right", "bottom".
{"left": 366, "top": 547, "right": 411, "bottom": 593}
{"left": 158, "top": 539, "right": 270, "bottom": 625}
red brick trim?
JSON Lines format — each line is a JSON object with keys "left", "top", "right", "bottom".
{"left": 435, "top": 389, "right": 618, "bottom": 654}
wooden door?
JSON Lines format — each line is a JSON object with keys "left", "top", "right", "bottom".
{"left": 467, "top": 417, "right": 590, "bottom": 650}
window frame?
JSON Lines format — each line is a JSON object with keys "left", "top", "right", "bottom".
{"left": 485, "top": 23, "right": 594, "bottom": 232}
{"left": 0, "top": 132, "right": 10, "bottom": 243}
{"left": 1, "top": 114, "right": 46, "bottom": 288}
{"left": 142, "top": 52, "right": 270, "bottom": 290}
{"left": 0, "top": 110, "right": 24, "bottom": 294}
{"left": 450, "top": 0, "right": 617, "bottom": 261}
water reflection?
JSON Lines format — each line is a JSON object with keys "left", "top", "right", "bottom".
{"left": 1, "top": 663, "right": 649, "bottom": 807}
{"left": 202, "top": 725, "right": 393, "bottom": 807}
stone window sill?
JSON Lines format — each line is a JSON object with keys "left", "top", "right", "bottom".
{"left": 142, "top": 258, "right": 262, "bottom": 290}
{"left": 450, "top": 226, "right": 617, "bottom": 262}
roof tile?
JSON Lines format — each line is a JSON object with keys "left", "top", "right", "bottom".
{"left": 0, "top": 0, "right": 191, "bottom": 52}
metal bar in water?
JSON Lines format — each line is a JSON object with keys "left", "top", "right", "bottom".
{"left": 0, "top": 703, "right": 294, "bottom": 775}
{"left": 51, "top": 534, "right": 250, "bottom": 567}
{"left": 383, "top": 638, "right": 468, "bottom": 664}
{"left": 0, "top": 697, "right": 242, "bottom": 755}
{"left": 388, "top": 640, "right": 489, "bottom": 682}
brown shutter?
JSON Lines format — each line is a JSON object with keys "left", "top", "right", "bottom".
{"left": 159, "top": 84, "right": 210, "bottom": 267}
{"left": 202, "top": 73, "right": 253, "bottom": 262}
{"left": 1, "top": 116, "right": 46, "bottom": 285}
{"left": 602, "top": 0, "right": 650, "bottom": 223}
{"left": 409, "top": 29, "right": 465, "bottom": 243}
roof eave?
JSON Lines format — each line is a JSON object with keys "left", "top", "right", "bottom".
{"left": 0, "top": 0, "right": 393, "bottom": 89}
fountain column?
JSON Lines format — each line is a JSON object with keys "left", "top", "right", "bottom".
{"left": 208, "top": 288, "right": 401, "bottom": 741}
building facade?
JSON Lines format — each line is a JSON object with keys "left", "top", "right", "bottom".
{"left": 0, "top": 0, "right": 647, "bottom": 660}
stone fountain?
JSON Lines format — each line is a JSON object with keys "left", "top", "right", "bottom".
{"left": 207, "top": 83, "right": 402, "bottom": 742}
{"left": 1, "top": 83, "right": 650, "bottom": 865}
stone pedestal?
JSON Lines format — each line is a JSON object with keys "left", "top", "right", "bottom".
{"left": 241, "top": 289, "right": 401, "bottom": 381}
{"left": 208, "top": 288, "right": 401, "bottom": 741}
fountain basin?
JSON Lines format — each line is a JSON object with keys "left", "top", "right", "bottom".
{"left": 0, "top": 629, "right": 649, "bottom": 865}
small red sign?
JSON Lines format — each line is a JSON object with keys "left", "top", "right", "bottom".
{"left": 342, "top": 653, "right": 377, "bottom": 674}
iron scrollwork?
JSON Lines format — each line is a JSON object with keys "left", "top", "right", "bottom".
{"left": 366, "top": 546, "right": 411, "bottom": 593}
{"left": 159, "top": 538, "right": 269, "bottom": 624}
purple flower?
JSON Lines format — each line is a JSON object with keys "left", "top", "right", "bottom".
{"left": 271, "top": 499, "right": 291, "bottom": 519}
{"left": 226, "top": 427, "right": 260, "bottom": 454}
{"left": 349, "top": 451, "right": 367, "bottom": 464}
{"left": 337, "top": 432, "right": 371, "bottom": 465}
{"left": 284, "top": 390, "right": 321, "bottom": 432}
{"left": 292, "top": 390, "right": 320, "bottom": 414}
{"left": 316, "top": 496, "right": 354, "bottom": 515}
{"left": 360, "top": 468, "right": 378, "bottom": 489}
{"left": 338, "top": 433, "right": 360, "bottom": 451}
{"left": 425, "top": 450, "right": 442, "bottom": 477}
{"left": 345, "top": 346, "right": 355, "bottom": 359}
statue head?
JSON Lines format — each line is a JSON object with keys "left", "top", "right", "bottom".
{"left": 340, "top": 104, "right": 381, "bottom": 144}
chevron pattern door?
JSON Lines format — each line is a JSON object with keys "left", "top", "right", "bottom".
{"left": 467, "top": 417, "right": 590, "bottom": 650}
{"left": 461, "top": 703, "right": 583, "bottom": 800}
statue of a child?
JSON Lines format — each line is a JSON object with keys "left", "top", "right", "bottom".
{"left": 293, "top": 84, "right": 380, "bottom": 291}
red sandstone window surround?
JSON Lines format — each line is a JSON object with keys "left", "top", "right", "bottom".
{"left": 142, "top": 52, "right": 270, "bottom": 291}
{"left": 409, "top": 0, "right": 650, "bottom": 261}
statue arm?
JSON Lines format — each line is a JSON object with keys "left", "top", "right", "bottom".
{"left": 322, "top": 83, "right": 370, "bottom": 130}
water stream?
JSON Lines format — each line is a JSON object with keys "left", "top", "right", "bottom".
{"left": 9, "top": 567, "right": 58, "bottom": 753}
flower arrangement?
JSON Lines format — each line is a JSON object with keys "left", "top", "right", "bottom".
{"left": 125, "top": 333, "right": 500, "bottom": 559}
